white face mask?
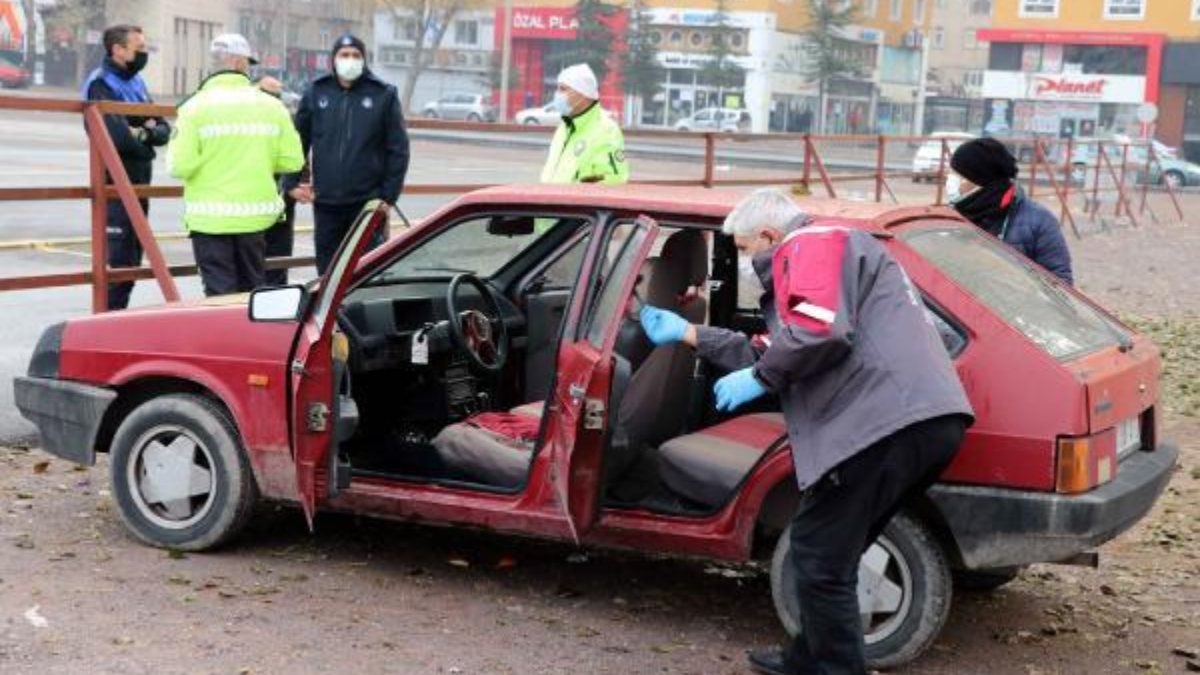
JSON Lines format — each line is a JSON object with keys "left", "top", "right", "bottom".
{"left": 335, "top": 57, "right": 364, "bottom": 82}
{"left": 945, "top": 173, "right": 963, "bottom": 203}
{"left": 738, "top": 255, "right": 766, "bottom": 296}
{"left": 551, "top": 91, "right": 573, "bottom": 116}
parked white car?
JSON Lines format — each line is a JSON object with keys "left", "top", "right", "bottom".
{"left": 674, "top": 107, "right": 751, "bottom": 133}
{"left": 421, "top": 93, "right": 497, "bottom": 122}
{"left": 912, "top": 132, "right": 975, "bottom": 182}
{"left": 516, "top": 103, "right": 561, "bottom": 126}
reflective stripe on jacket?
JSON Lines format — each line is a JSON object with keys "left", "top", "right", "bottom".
{"left": 695, "top": 223, "right": 974, "bottom": 489}
{"left": 168, "top": 71, "right": 305, "bottom": 235}
{"left": 540, "top": 103, "right": 629, "bottom": 185}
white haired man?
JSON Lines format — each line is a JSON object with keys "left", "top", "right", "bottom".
{"left": 639, "top": 188, "right": 974, "bottom": 674}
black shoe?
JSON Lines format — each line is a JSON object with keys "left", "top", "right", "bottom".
{"left": 747, "top": 647, "right": 799, "bottom": 675}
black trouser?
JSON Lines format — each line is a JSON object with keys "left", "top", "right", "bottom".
{"left": 191, "top": 231, "right": 266, "bottom": 297}
{"left": 313, "top": 200, "right": 386, "bottom": 276}
{"left": 105, "top": 197, "right": 148, "bottom": 310}
{"left": 264, "top": 196, "right": 296, "bottom": 286}
{"left": 785, "top": 414, "right": 968, "bottom": 675}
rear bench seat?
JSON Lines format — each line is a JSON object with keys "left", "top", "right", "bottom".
{"left": 658, "top": 413, "right": 787, "bottom": 509}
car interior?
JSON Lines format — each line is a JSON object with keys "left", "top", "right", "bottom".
{"left": 331, "top": 210, "right": 792, "bottom": 517}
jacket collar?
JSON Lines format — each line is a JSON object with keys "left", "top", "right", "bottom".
{"left": 102, "top": 56, "right": 136, "bottom": 81}
{"left": 562, "top": 101, "right": 601, "bottom": 132}
{"left": 198, "top": 70, "right": 253, "bottom": 91}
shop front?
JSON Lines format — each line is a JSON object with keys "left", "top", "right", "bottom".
{"left": 978, "top": 29, "right": 1165, "bottom": 142}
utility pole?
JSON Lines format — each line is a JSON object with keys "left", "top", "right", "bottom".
{"left": 914, "top": 29, "right": 930, "bottom": 136}
{"left": 499, "top": 0, "right": 513, "bottom": 123}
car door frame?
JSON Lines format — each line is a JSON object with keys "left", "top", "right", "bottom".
{"left": 543, "top": 214, "right": 659, "bottom": 541}
{"left": 290, "top": 201, "right": 389, "bottom": 526}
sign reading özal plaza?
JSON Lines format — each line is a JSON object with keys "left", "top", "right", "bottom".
{"left": 982, "top": 71, "right": 1146, "bottom": 104}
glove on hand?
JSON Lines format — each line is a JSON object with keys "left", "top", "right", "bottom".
{"left": 639, "top": 305, "right": 688, "bottom": 346}
{"left": 713, "top": 367, "right": 768, "bottom": 412}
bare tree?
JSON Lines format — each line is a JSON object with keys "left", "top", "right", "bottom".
{"left": 376, "top": 0, "right": 481, "bottom": 112}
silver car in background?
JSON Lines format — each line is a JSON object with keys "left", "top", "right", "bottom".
{"left": 420, "top": 93, "right": 497, "bottom": 122}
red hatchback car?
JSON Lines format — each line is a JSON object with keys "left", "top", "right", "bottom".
{"left": 15, "top": 186, "right": 1176, "bottom": 668}
{"left": 0, "top": 59, "right": 32, "bottom": 89}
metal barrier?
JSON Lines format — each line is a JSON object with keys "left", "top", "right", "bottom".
{"left": 0, "top": 94, "right": 1190, "bottom": 312}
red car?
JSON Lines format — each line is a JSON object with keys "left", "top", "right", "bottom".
{"left": 14, "top": 186, "right": 1176, "bottom": 668}
{"left": 0, "top": 60, "right": 32, "bottom": 88}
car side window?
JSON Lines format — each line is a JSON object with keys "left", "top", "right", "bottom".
{"left": 585, "top": 222, "right": 647, "bottom": 347}
{"left": 539, "top": 235, "right": 590, "bottom": 289}
{"left": 925, "top": 303, "right": 968, "bottom": 358}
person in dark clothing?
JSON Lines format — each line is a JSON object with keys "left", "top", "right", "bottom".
{"left": 258, "top": 75, "right": 298, "bottom": 286}
{"left": 82, "top": 25, "right": 171, "bottom": 310}
{"left": 639, "top": 188, "right": 974, "bottom": 675}
{"left": 947, "top": 137, "right": 1074, "bottom": 284}
{"left": 283, "top": 33, "right": 410, "bottom": 275}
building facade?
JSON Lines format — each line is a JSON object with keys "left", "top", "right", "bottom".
{"left": 374, "top": 9, "right": 495, "bottom": 114}
{"left": 234, "top": 0, "right": 368, "bottom": 93}
{"left": 982, "top": 0, "right": 1200, "bottom": 160}
{"left": 924, "top": 0, "right": 993, "bottom": 133}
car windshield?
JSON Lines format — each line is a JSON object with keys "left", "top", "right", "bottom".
{"left": 902, "top": 224, "right": 1127, "bottom": 361}
{"left": 369, "top": 215, "right": 584, "bottom": 283}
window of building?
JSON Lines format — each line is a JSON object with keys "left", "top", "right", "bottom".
{"left": 690, "top": 30, "right": 705, "bottom": 48}
{"left": 393, "top": 18, "right": 416, "bottom": 42}
{"left": 866, "top": 0, "right": 879, "bottom": 17}
{"left": 1061, "top": 45, "right": 1147, "bottom": 75}
{"left": 238, "top": 14, "right": 252, "bottom": 38}
{"left": 988, "top": 42, "right": 1023, "bottom": 70}
{"left": 933, "top": 26, "right": 944, "bottom": 49}
{"left": 964, "top": 28, "right": 980, "bottom": 50}
{"left": 454, "top": 20, "right": 478, "bottom": 45}
{"left": 1019, "top": 0, "right": 1058, "bottom": 18}
{"left": 1194, "top": 0, "right": 1200, "bottom": 20}
{"left": 287, "top": 21, "right": 299, "bottom": 46}
{"left": 916, "top": 0, "right": 926, "bottom": 23}
{"left": 1104, "top": 0, "right": 1145, "bottom": 19}
{"left": 969, "top": 0, "right": 993, "bottom": 16}
{"left": 669, "top": 30, "right": 683, "bottom": 46}
{"left": 891, "top": 0, "right": 903, "bottom": 21}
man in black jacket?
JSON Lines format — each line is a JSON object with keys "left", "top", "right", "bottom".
{"left": 82, "top": 25, "right": 170, "bottom": 309}
{"left": 284, "top": 34, "right": 410, "bottom": 275}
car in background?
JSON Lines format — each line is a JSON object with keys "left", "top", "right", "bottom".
{"left": 674, "top": 107, "right": 751, "bottom": 133}
{"left": 1069, "top": 135, "right": 1200, "bottom": 188}
{"left": 421, "top": 93, "right": 497, "bottom": 122}
{"left": 0, "top": 58, "right": 32, "bottom": 89}
{"left": 911, "top": 132, "right": 974, "bottom": 182}
{"left": 516, "top": 103, "right": 561, "bottom": 126}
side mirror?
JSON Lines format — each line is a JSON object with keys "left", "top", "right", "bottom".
{"left": 249, "top": 285, "right": 307, "bottom": 322}
{"left": 486, "top": 215, "right": 536, "bottom": 237}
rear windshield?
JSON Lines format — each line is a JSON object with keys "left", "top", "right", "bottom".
{"left": 902, "top": 224, "right": 1125, "bottom": 361}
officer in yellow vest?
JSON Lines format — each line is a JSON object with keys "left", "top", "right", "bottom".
{"left": 540, "top": 63, "right": 629, "bottom": 185}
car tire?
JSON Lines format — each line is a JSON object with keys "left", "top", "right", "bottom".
{"left": 523, "top": 117, "right": 538, "bottom": 125}
{"left": 953, "top": 566, "right": 1024, "bottom": 592}
{"left": 425, "top": 110, "right": 438, "bottom": 119}
{"left": 1163, "top": 170, "right": 1184, "bottom": 189}
{"left": 677, "top": 126, "right": 690, "bottom": 132}
{"left": 467, "top": 112, "right": 482, "bottom": 122}
{"left": 109, "top": 394, "right": 257, "bottom": 551}
{"left": 770, "top": 511, "right": 952, "bottom": 670}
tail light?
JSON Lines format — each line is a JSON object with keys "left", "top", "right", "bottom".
{"left": 1055, "top": 428, "right": 1117, "bottom": 494}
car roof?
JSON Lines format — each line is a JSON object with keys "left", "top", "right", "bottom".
{"left": 442, "top": 185, "right": 963, "bottom": 234}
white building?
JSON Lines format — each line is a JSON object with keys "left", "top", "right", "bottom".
{"left": 373, "top": 9, "right": 494, "bottom": 113}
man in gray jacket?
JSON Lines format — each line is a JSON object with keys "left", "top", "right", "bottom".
{"left": 640, "top": 188, "right": 974, "bottom": 674}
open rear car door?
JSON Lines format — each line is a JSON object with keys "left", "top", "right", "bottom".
{"left": 291, "top": 201, "right": 389, "bottom": 526}
{"left": 547, "top": 215, "right": 659, "bottom": 542}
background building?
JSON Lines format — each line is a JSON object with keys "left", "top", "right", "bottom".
{"left": 925, "top": 0, "right": 993, "bottom": 133}
{"left": 374, "top": 8, "right": 494, "bottom": 111}
{"left": 982, "top": 0, "right": 1200, "bottom": 160}
{"left": 235, "top": 0, "right": 369, "bottom": 93}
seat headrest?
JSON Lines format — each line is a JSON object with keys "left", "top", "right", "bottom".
{"left": 661, "top": 230, "right": 708, "bottom": 287}
{"left": 639, "top": 257, "right": 689, "bottom": 310}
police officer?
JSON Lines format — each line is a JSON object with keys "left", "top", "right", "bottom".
{"left": 640, "top": 188, "right": 974, "bottom": 675}
{"left": 167, "top": 34, "right": 304, "bottom": 296}
{"left": 540, "top": 63, "right": 628, "bottom": 185}
{"left": 284, "top": 34, "right": 411, "bottom": 275}
{"left": 82, "top": 24, "right": 171, "bottom": 310}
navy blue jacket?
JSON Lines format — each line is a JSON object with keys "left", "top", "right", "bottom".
{"left": 1000, "top": 197, "right": 1074, "bottom": 285}
{"left": 83, "top": 58, "right": 170, "bottom": 186}
{"left": 284, "top": 71, "right": 410, "bottom": 206}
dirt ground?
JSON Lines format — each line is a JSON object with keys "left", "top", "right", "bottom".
{"left": 2, "top": 220, "right": 1199, "bottom": 675}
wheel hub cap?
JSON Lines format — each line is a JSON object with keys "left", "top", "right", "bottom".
{"left": 129, "top": 427, "right": 216, "bottom": 529}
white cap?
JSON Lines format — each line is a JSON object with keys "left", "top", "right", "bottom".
{"left": 556, "top": 63, "right": 599, "bottom": 100}
{"left": 211, "top": 33, "right": 259, "bottom": 65}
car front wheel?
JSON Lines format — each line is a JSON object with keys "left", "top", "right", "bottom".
{"left": 109, "top": 394, "right": 257, "bottom": 551}
{"left": 1163, "top": 170, "right": 1184, "bottom": 189}
{"left": 770, "top": 511, "right": 952, "bottom": 670}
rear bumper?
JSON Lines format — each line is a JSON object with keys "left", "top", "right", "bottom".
{"left": 929, "top": 443, "right": 1178, "bottom": 569}
{"left": 13, "top": 376, "right": 116, "bottom": 466}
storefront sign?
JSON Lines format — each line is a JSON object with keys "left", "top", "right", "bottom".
{"left": 510, "top": 7, "right": 578, "bottom": 40}
{"left": 982, "top": 71, "right": 1145, "bottom": 104}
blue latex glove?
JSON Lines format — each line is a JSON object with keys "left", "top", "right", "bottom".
{"left": 713, "top": 367, "right": 768, "bottom": 412}
{"left": 639, "top": 305, "right": 689, "bottom": 346}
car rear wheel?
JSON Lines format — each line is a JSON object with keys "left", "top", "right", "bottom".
{"left": 425, "top": 110, "right": 439, "bottom": 119}
{"left": 523, "top": 117, "right": 538, "bottom": 125}
{"left": 953, "top": 566, "right": 1024, "bottom": 592}
{"left": 770, "top": 511, "right": 952, "bottom": 670}
{"left": 467, "top": 112, "right": 482, "bottom": 122}
{"left": 109, "top": 394, "right": 257, "bottom": 551}
{"left": 1163, "top": 170, "right": 1184, "bottom": 189}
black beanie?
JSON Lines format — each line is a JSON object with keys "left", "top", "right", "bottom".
{"left": 332, "top": 33, "right": 367, "bottom": 61}
{"left": 950, "top": 138, "right": 1019, "bottom": 186}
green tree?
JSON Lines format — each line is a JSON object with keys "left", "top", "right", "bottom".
{"left": 572, "top": 0, "right": 616, "bottom": 85}
{"left": 620, "top": 0, "right": 663, "bottom": 123}
{"left": 800, "top": 0, "right": 861, "bottom": 133}
{"left": 699, "top": 0, "right": 744, "bottom": 108}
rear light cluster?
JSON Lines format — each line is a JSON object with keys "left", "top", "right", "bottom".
{"left": 1055, "top": 407, "right": 1156, "bottom": 494}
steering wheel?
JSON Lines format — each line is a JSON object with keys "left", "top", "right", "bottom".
{"left": 445, "top": 273, "right": 509, "bottom": 374}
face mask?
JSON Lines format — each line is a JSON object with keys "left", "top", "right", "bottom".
{"left": 128, "top": 50, "right": 149, "bottom": 74}
{"left": 738, "top": 255, "right": 766, "bottom": 296}
{"left": 551, "top": 91, "right": 572, "bottom": 116}
{"left": 945, "top": 173, "right": 963, "bottom": 203}
{"left": 335, "top": 57, "right": 364, "bottom": 82}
